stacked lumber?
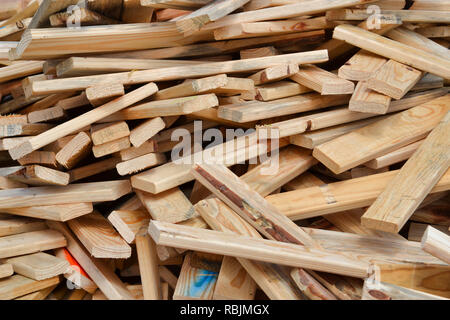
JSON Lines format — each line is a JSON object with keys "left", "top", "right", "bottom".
{"left": 0, "top": 0, "right": 448, "bottom": 301}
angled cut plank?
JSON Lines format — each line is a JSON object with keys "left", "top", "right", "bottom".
{"left": 421, "top": 226, "right": 450, "bottom": 264}
{"left": 173, "top": 252, "right": 219, "bottom": 300}
{"left": 5, "top": 252, "right": 69, "bottom": 280}
{"left": 135, "top": 227, "right": 161, "bottom": 300}
{"left": 116, "top": 152, "right": 166, "bottom": 176}
{"left": 0, "top": 180, "right": 131, "bottom": 209}
{"left": 86, "top": 83, "right": 125, "bottom": 107}
{"left": 107, "top": 210, "right": 150, "bottom": 244}
{"left": 0, "top": 274, "right": 60, "bottom": 300}
{"left": 0, "top": 263, "right": 13, "bottom": 279}
{"left": 249, "top": 63, "right": 299, "bottom": 85}
{"left": 119, "top": 140, "right": 157, "bottom": 161}
{"left": 349, "top": 81, "right": 391, "bottom": 114}
{"left": 249, "top": 80, "right": 311, "bottom": 101}
{"left": 192, "top": 163, "right": 317, "bottom": 247}
{"left": 67, "top": 211, "right": 132, "bottom": 259}
{"left": 6, "top": 165, "right": 69, "bottom": 186}
{"left": 313, "top": 95, "right": 449, "bottom": 174}
{"left": 17, "top": 151, "right": 58, "bottom": 168}
{"left": 338, "top": 50, "right": 387, "bottom": 81}
{"left": 0, "top": 229, "right": 67, "bottom": 259}
{"left": 69, "top": 157, "right": 120, "bottom": 182}
{"left": 0, "top": 61, "right": 44, "bottom": 83}
{"left": 0, "top": 214, "right": 47, "bottom": 237}
{"left": 364, "top": 139, "right": 424, "bottom": 169}
{"left": 9, "top": 83, "right": 158, "bottom": 160}
{"left": 27, "top": 106, "right": 66, "bottom": 124}
{"left": 91, "top": 121, "right": 130, "bottom": 146}
{"left": 92, "top": 137, "right": 130, "bottom": 158}
{"left": 367, "top": 60, "right": 423, "bottom": 100}
{"left": 0, "top": 203, "right": 93, "bottom": 221}
{"left": 55, "top": 131, "right": 92, "bottom": 169}
{"left": 291, "top": 64, "right": 354, "bottom": 94}
{"left": 332, "top": 24, "right": 450, "bottom": 79}
{"left": 47, "top": 221, "right": 134, "bottom": 300}
{"left": 149, "top": 221, "right": 372, "bottom": 278}
{"left": 362, "top": 109, "right": 450, "bottom": 233}
{"left": 265, "top": 169, "right": 450, "bottom": 221}
{"left": 129, "top": 117, "right": 165, "bottom": 148}
{"left": 0, "top": 123, "right": 53, "bottom": 138}
{"left": 135, "top": 188, "right": 196, "bottom": 224}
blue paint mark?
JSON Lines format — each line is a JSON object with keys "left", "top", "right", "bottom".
{"left": 186, "top": 269, "right": 218, "bottom": 297}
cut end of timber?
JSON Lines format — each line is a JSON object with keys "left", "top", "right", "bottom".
{"left": 176, "top": 15, "right": 211, "bottom": 36}
{"left": 360, "top": 215, "right": 400, "bottom": 234}
{"left": 9, "top": 141, "right": 34, "bottom": 160}
{"left": 147, "top": 220, "right": 161, "bottom": 244}
{"left": 131, "top": 175, "right": 158, "bottom": 194}
{"left": 311, "top": 146, "right": 342, "bottom": 174}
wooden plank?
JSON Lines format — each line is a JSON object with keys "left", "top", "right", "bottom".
{"left": 92, "top": 137, "right": 130, "bottom": 158}
{"left": 86, "top": 83, "right": 125, "bottom": 107}
{"left": 410, "top": 0, "right": 450, "bottom": 10}
{"left": 367, "top": 60, "right": 422, "bottom": 100}
{"left": 149, "top": 221, "right": 372, "bottom": 278}
{"left": 129, "top": 117, "right": 165, "bottom": 148}
{"left": 116, "top": 152, "right": 166, "bottom": 176}
{"left": 135, "top": 227, "right": 161, "bottom": 299}
{"left": 55, "top": 132, "right": 92, "bottom": 169}
{"left": 9, "top": 83, "right": 158, "bottom": 160}
{"left": 0, "top": 61, "right": 44, "bottom": 83}
{"left": 208, "top": 77, "right": 254, "bottom": 96}
{"left": 68, "top": 157, "right": 119, "bottom": 182}
{"left": 192, "top": 163, "right": 317, "bottom": 247}
{"left": 249, "top": 63, "right": 299, "bottom": 85}
{"left": 0, "top": 263, "right": 13, "bottom": 279}
{"left": 364, "top": 139, "right": 424, "bottom": 169}
{"left": 338, "top": 50, "right": 387, "bottom": 81}
{"left": 313, "top": 96, "right": 449, "bottom": 174}
{"left": 122, "top": 0, "right": 154, "bottom": 22}
{"left": 245, "top": 80, "right": 311, "bottom": 101}
{"left": 54, "top": 92, "right": 89, "bottom": 110}
{"left": 0, "top": 180, "right": 131, "bottom": 208}
{"left": 26, "top": 51, "right": 328, "bottom": 97}
{"left": 27, "top": 106, "right": 66, "bottom": 124}
{"left": 5, "top": 252, "right": 69, "bottom": 281}
{"left": 6, "top": 165, "right": 69, "bottom": 186}
{"left": 0, "top": 203, "right": 93, "bottom": 221}
{"left": 47, "top": 221, "right": 134, "bottom": 300}
{"left": 218, "top": 93, "right": 350, "bottom": 122}
{"left": 0, "top": 123, "right": 53, "bottom": 138}
{"left": 15, "top": 284, "right": 57, "bottom": 300}
{"left": 240, "top": 46, "right": 279, "bottom": 59}
{"left": 291, "top": 64, "right": 354, "bottom": 95}
{"left": 266, "top": 169, "right": 450, "bottom": 221}
{"left": 362, "top": 110, "right": 450, "bottom": 233}
{"left": 91, "top": 121, "right": 130, "bottom": 146}
{"left": 408, "top": 222, "right": 449, "bottom": 242}
{"left": 67, "top": 211, "right": 132, "bottom": 259}
{"left": 0, "top": 214, "right": 47, "bottom": 237}
{"left": 332, "top": 24, "right": 450, "bottom": 79}
{"left": 349, "top": 81, "right": 391, "bottom": 114}
{"left": 421, "top": 226, "right": 450, "bottom": 264}
{"left": 135, "top": 188, "right": 196, "bottom": 224}
{"left": 327, "top": 8, "right": 450, "bottom": 23}
{"left": 0, "top": 229, "right": 66, "bottom": 259}
{"left": 362, "top": 279, "right": 446, "bottom": 300}
{"left": 119, "top": 140, "right": 158, "bottom": 161}
{"left": 416, "top": 26, "right": 450, "bottom": 38}
{"left": 28, "top": 0, "right": 81, "bottom": 29}
{"left": 0, "top": 274, "right": 60, "bottom": 300}
{"left": 173, "top": 252, "right": 218, "bottom": 300}
{"left": 107, "top": 209, "right": 150, "bottom": 244}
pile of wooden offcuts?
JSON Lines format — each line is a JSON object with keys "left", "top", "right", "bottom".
{"left": 0, "top": 0, "right": 449, "bottom": 301}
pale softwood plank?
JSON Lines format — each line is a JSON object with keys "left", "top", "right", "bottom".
{"left": 362, "top": 279, "right": 446, "bottom": 300}
{"left": 416, "top": 26, "right": 450, "bottom": 38}
{"left": 332, "top": 24, "right": 450, "bottom": 79}
{"left": 47, "top": 221, "right": 134, "bottom": 300}
{"left": 91, "top": 121, "right": 130, "bottom": 146}
{"left": 116, "top": 152, "right": 166, "bottom": 176}
{"left": 156, "top": 8, "right": 191, "bottom": 21}
{"left": 9, "top": 83, "right": 158, "bottom": 160}
{"left": 15, "top": 284, "right": 57, "bottom": 300}
{"left": 290, "top": 268, "right": 337, "bottom": 300}
{"left": 265, "top": 169, "right": 450, "bottom": 221}
{"left": 27, "top": 106, "right": 66, "bottom": 124}
{"left": 0, "top": 203, "right": 93, "bottom": 221}
{"left": 338, "top": 50, "right": 387, "bottom": 81}
{"left": 291, "top": 64, "right": 354, "bottom": 95}
{"left": 247, "top": 80, "right": 311, "bottom": 101}
{"left": 53, "top": 248, "right": 98, "bottom": 294}
{"left": 0, "top": 214, "right": 47, "bottom": 237}
{"left": 129, "top": 117, "right": 165, "bottom": 148}
{"left": 149, "top": 221, "right": 372, "bottom": 278}
{"left": 0, "top": 180, "right": 131, "bottom": 208}
{"left": 135, "top": 188, "right": 196, "bottom": 224}
{"left": 0, "top": 123, "right": 53, "bottom": 138}
{"left": 208, "top": 77, "right": 254, "bottom": 96}
{"left": 408, "top": 222, "right": 449, "bottom": 242}
{"left": 268, "top": 88, "right": 448, "bottom": 138}
{"left": 69, "top": 157, "right": 120, "bottom": 182}
{"left": 421, "top": 226, "right": 450, "bottom": 264}
{"left": 364, "top": 139, "right": 424, "bottom": 169}
{"left": 5, "top": 252, "right": 69, "bottom": 280}
{"left": 240, "top": 46, "right": 279, "bottom": 59}
{"left": 6, "top": 165, "right": 70, "bottom": 186}
{"left": 192, "top": 163, "right": 317, "bottom": 247}
{"left": 348, "top": 81, "right": 391, "bottom": 114}
{"left": 119, "top": 140, "right": 157, "bottom": 161}
{"left": 26, "top": 51, "right": 328, "bottom": 97}
{"left": 326, "top": 9, "right": 450, "bottom": 23}
{"left": 361, "top": 110, "right": 450, "bottom": 233}
{"left": 67, "top": 211, "right": 132, "bottom": 259}
{"left": 0, "top": 263, "right": 13, "bottom": 279}
{"left": 249, "top": 63, "right": 299, "bottom": 85}
{"left": 86, "top": 83, "right": 125, "bottom": 107}
{"left": 0, "top": 229, "right": 67, "bottom": 259}
{"left": 55, "top": 132, "right": 92, "bottom": 169}
{"left": 0, "top": 61, "right": 44, "bottom": 83}
{"left": 122, "top": 0, "right": 154, "bottom": 22}
{"left": 92, "top": 137, "right": 131, "bottom": 158}
{"left": 135, "top": 227, "right": 161, "bottom": 300}
{"left": 49, "top": 7, "right": 119, "bottom": 27}
{"left": 410, "top": 0, "right": 450, "bottom": 10}
{"left": 173, "top": 252, "right": 218, "bottom": 300}
{"left": 0, "top": 274, "right": 60, "bottom": 300}
{"left": 54, "top": 92, "right": 90, "bottom": 110}
{"left": 107, "top": 210, "right": 150, "bottom": 244}
{"left": 314, "top": 96, "right": 449, "bottom": 174}
{"left": 367, "top": 60, "right": 423, "bottom": 100}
